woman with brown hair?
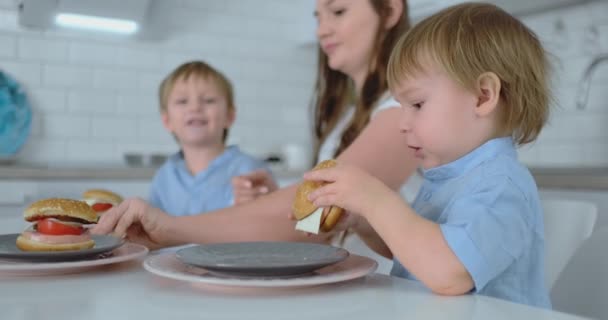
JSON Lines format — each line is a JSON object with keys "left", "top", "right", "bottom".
{"left": 92, "top": 1, "right": 420, "bottom": 269}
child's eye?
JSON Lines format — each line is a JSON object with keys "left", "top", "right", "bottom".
{"left": 203, "top": 98, "right": 216, "bottom": 104}
{"left": 332, "top": 8, "right": 346, "bottom": 16}
{"left": 412, "top": 102, "right": 424, "bottom": 109}
{"left": 176, "top": 98, "right": 187, "bottom": 105}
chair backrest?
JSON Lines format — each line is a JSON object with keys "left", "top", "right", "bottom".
{"left": 542, "top": 198, "right": 597, "bottom": 290}
{"left": 551, "top": 227, "right": 608, "bottom": 319}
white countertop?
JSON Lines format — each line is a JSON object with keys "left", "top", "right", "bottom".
{"left": 0, "top": 215, "right": 589, "bottom": 320}
{"left": 0, "top": 258, "right": 588, "bottom": 320}
{"left": 2, "top": 164, "right": 608, "bottom": 190}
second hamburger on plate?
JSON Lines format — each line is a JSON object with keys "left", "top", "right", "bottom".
{"left": 82, "top": 189, "right": 123, "bottom": 216}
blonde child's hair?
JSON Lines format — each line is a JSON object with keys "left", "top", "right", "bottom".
{"left": 159, "top": 61, "right": 235, "bottom": 142}
{"left": 387, "top": 2, "right": 551, "bottom": 145}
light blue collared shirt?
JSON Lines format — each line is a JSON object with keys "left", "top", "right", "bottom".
{"left": 149, "top": 145, "right": 269, "bottom": 216}
{"left": 390, "top": 137, "right": 551, "bottom": 308}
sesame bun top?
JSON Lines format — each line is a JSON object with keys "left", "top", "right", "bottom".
{"left": 24, "top": 198, "right": 97, "bottom": 223}
{"left": 82, "top": 189, "right": 123, "bottom": 205}
{"left": 292, "top": 159, "right": 338, "bottom": 220}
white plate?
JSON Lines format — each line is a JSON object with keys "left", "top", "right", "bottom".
{"left": 144, "top": 252, "right": 377, "bottom": 288}
{"left": 0, "top": 242, "right": 149, "bottom": 276}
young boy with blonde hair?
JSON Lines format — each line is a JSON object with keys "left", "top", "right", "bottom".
{"left": 150, "top": 61, "right": 271, "bottom": 216}
{"left": 304, "top": 3, "right": 551, "bottom": 307}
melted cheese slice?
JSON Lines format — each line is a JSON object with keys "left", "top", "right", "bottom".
{"left": 295, "top": 207, "right": 323, "bottom": 234}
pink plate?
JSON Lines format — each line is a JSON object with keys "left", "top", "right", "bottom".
{"left": 0, "top": 243, "right": 148, "bottom": 276}
{"left": 143, "top": 253, "right": 378, "bottom": 288}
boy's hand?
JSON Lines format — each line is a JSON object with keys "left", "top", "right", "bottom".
{"left": 91, "top": 197, "right": 171, "bottom": 250}
{"left": 231, "top": 170, "right": 278, "bottom": 205}
{"left": 303, "top": 163, "right": 394, "bottom": 219}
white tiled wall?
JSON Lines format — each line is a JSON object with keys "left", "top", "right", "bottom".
{"left": 0, "top": 0, "right": 317, "bottom": 165}
{"left": 520, "top": 1, "right": 608, "bottom": 167}
{"left": 0, "top": 0, "right": 607, "bottom": 168}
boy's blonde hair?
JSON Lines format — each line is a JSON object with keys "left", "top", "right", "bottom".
{"left": 387, "top": 2, "right": 551, "bottom": 145}
{"left": 159, "top": 61, "right": 235, "bottom": 142}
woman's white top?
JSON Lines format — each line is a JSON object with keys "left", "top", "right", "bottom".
{"left": 316, "top": 93, "right": 423, "bottom": 274}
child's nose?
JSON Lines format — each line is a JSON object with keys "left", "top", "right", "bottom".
{"left": 399, "top": 108, "right": 412, "bottom": 132}
{"left": 191, "top": 101, "right": 204, "bottom": 111}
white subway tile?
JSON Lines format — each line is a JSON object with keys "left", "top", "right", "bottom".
{"left": 536, "top": 143, "right": 585, "bottom": 166}
{"left": 69, "top": 42, "right": 121, "bottom": 66}
{"left": 137, "top": 71, "right": 165, "bottom": 91}
{"left": 43, "top": 65, "right": 92, "bottom": 88}
{"left": 580, "top": 114, "right": 608, "bottom": 139}
{"left": 597, "top": 24, "right": 608, "bottom": 52}
{"left": 28, "top": 112, "right": 42, "bottom": 137}
{"left": 136, "top": 116, "right": 173, "bottom": 141}
{"left": 93, "top": 69, "right": 139, "bottom": 90}
{"left": 0, "top": 0, "right": 16, "bottom": 9}
{"left": 27, "top": 88, "right": 66, "bottom": 112}
{"left": 17, "top": 138, "right": 66, "bottom": 164}
{"left": 539, "top": 112, "right": 573, "bottom": 142}
{"left": 0, "top": 33, "right": 16, "bottom": 57}
{"left": 589, "top": 2, "right": 608, "bottom": 23}
{"left": 586, "top": 81, "right": 608, "bottom": 111}
{"left": 42, "top": 114, "right": 90, "bottom": 138}
{"left": 66, "top": 140, "right": 118, "bottom": 164}
{"left": 120, "top": 47, "right": 161, "bottom": 69}
{"left": 161, "top": 34, "right": 225, "bottom": 56}
{"left": 67, "top": 91, "right": 116, "bottom": 114}
{"left": 1, "top": 61, "right": 41, "bottom": 86}
{"left": 584, "top": 142, "right": 608, "bottom": 166}
{"left": 18, "top": 37, "right": 68, "bottom": 62}
{"left": 117, "top": 94, "right": 158, "bottom": 115}
{"left": 91, "top": 117, "right": 137, "bottom": 139}
{"left": 115, "top": 142, "right": 177, "bottom": 156}
{"left": 517, "top": 143, "right": 540, "bottom": 165}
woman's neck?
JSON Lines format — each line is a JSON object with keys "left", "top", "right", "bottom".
{"left": 352, "top": 70, "right": 366, "bottom": 96}
{"left": 181, "top": 144, "right": 226, "bottom": 175}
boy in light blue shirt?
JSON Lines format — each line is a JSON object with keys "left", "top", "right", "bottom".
{"left": 150, "top": 61, "right": 271, "bottom": 216}
{"left": 303, "top": 3, "right": 551, "bottom": 308}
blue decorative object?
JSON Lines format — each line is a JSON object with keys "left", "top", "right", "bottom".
{"left": 0, "top": 70, "right": 32, "bottom": 156}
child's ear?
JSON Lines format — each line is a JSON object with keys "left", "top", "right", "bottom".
{"left": 475, "top": 72, "right": 501, "bottom": 117}
{"left": 384, "top": 0, "right": 404, "bottom": 29}
{"left": 225, "top": 108, "right": 236, "bottom": 128}
{"left": 161, "top": 112, "right": 173, "bottom": 132}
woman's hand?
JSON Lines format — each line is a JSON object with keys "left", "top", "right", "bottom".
{"left": 91, "top": 197, "right": 173, "bottom": 250}
{"left": 231, "top": 170, "right": 278, "bottom": 205}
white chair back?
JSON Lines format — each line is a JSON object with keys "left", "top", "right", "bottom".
{"left": 542, "top": 198, "right": 597, "bottom": 290}
{"left": 551, "top": 227, "right": 608, "bottom": 319}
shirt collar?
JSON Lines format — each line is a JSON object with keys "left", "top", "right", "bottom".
{"left": 171, "top": 145, "right": 240, "bottom": 177}
{"left": 423, "top": 137, "right": 516, "bottom": 181}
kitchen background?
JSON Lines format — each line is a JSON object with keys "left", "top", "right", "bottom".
{"left": 0, "top": 0, "right": 607, "bottom": 167}
{"left": 1, "top": 0, "right": 608, "bottom": 221}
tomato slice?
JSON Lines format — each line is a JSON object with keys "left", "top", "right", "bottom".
{"left": 37, "top": 218, "right": 84, "bottom": 235}
{"left": 91, "top": 203, "right": 113, "bottom": 212}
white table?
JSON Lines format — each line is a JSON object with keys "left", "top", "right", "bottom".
{"left": 0, "top": 214, "right": 589, "bottom": 320}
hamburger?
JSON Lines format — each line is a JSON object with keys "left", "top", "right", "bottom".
{"left": 293, "top": 160, "right": 344, "bottom": 234}
{"left": 82, "top": 189, "right": 123, "bottom": 216}
{"left": 16, "top": 198, "right": 97, "bottom": 251}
